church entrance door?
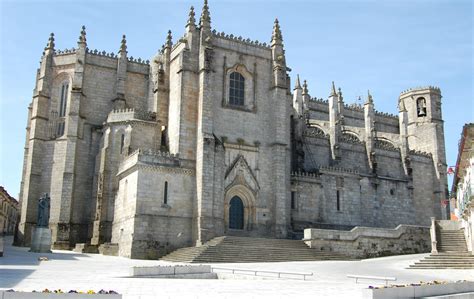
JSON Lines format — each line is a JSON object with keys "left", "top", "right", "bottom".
{"left": 229, "top": 196, "right": 244, "bottom": 230}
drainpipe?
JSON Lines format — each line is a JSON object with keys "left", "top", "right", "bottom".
{"left": 430, "top": 217, "right": 438, "bottom": 254}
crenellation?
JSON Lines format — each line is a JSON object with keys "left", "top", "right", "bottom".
{"left": 212, "top": 30, "right": 271, "bottom": 49}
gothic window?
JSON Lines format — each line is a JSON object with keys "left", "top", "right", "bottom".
{"left": 59, "top": 83, "right": 69, "bottom": 117}
{"left": 229, "top": 72, "right": 245, "bottom": 106}
{"left": 163, "top": 181, "right": 168, "bottom": 205}
{"left": 416, "top": 97, "right": 427, "bottom": 117}
{"left": 336, "top": 190, "right": 341, "bottom": 211}
{"left": 56, "top": 82, "right": 69, "bottom": 136}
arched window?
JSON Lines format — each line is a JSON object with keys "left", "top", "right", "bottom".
{"left": 59, "top": 83, "right": 69, "bottom": 117}
{"left": 416, "top": 97, "right": 427, "bottom": 117}
{"left": 229, "top": 72, "right": 245, "bottom": 106}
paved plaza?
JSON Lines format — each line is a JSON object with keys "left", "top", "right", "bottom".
{"left": 1, "top": 237, "right": 473, "bottom": 298}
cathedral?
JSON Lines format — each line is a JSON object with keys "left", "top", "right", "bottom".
{"left": 17, "top": 1, "right": 448, "bottom": 259}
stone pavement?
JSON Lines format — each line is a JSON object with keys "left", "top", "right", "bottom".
{"left": 0, "top": 236, "right": 473, "bottom": 299}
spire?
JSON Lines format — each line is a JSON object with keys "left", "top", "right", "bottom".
{"left": 187, "top": 6, "right": 196, "bottom": 27}
{"left": 200, "top": 0, "right": 211, "bottom": 30}
{"left": 330, "top": 81, "right": 337, "bottom": 97}
{"left": 45, "top": 32, "right": 55, "bottom": 51}
{"left": 294, "top": 75, "right": 301, "bottom": 90}
{"left": 166, "top": 30, "right": 173, "bottom": 49}
{"left": 366, "top": 90, "right": 374, "bottom": 104}
{"left": 302, "top": 80, "right": 309, "bottom": 95}
{"left": 271, "top": 18, "right": 283, "bottom": 45}
{"left": 78, "top": 25, "right": 86, "bottom": 45}
{"left": 338, "top": 87, "right": 343, "bottom": 101}
{"left": 119, "top": 34, "right": 127, "bottom": 53}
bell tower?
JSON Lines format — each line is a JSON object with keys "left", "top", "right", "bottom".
{"left": 399, "top": 86, "right": 448, "bottom": 218}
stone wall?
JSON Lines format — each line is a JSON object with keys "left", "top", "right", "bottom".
{"left": 304, "top": 225, "right": 430, "bottom": 258}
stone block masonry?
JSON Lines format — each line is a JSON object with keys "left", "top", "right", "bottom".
{"left": 17, "top": 1, "right": 448, "bottom": 259}
{"left": 304, "top": 225, "right": 430, "bottom": 258}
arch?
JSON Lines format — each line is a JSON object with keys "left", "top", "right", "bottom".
{"left": 304, "top": 125, "right": 328, "bottom": 138}
{"left": 341, "top": 130, "right": 362, "bottom": 144}
{"left": 416, "top": 97, "right": 427, "bottom": 117}
{"left": 229, "top": 196, "right": 244, "bottom": 229}
{"left": 374, "top": 137, "right": 398, "bottom": 151}
{"left": 224, "top": 184, "right": 256, "bottom": 231}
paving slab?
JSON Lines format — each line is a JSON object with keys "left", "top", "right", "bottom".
{"left": 1, "top": 237, "right": 473, "bottom": 299}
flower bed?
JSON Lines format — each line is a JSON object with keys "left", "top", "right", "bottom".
{"left": 0, "top": 289, "right": 121, "bottom": 299}
{"left": 363, "top": 280, "right": 474, "bottom": 299}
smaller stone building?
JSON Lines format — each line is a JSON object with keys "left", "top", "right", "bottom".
{"left": 0, "top": 186, "right": 19, "bottom": 235}
{"left": 451, "top": 123, "right": 474, "bottom": 252}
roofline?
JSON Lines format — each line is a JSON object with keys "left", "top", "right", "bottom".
{"left": 0, "top": 186, "right": 19, "bottom": 204}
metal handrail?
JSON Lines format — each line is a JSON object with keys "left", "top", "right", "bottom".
{"left": 211, "top": 266, "right": 313, "bottom": 280}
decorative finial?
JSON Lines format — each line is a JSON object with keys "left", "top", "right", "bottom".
{"left": 187, "top": 6, "right": 196, "bottom": 27}
{"left": 302, "top": 80, "right": 309, "bottom": 95}
{"left": 338, "top": 87, "right": 343, "bottom": 101}
{"left": 78, "top": 25, "right": 86, "bottom": 45}
{"left": 367, "top": 90, "right": 373, "bottom": 104}
{"left": 45, "top": 32, "right": 55, "bottom": 50}
{"left": 200, "top": 0, "right": 211, "bottom": 30}
{"left": 166, "top": 30, "right": 173, "bottom": 49}
{"left": 271, "top": 18, "right": 282, "bottom": 44}
{"left": 119, "top": 34, "right": 127, "bottom": 53}
{"left": 294, "top": 74, "right": 301, "bottom": 89}
{"left": 330, "top": 81, "right": 337, "bottom": 96}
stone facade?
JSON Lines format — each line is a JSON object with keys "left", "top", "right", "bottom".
{"left": 17, "top": 1, "right": 448, "bottom": 258}
{"left": 0, "top": 186, "right": 19, "bottom": 235}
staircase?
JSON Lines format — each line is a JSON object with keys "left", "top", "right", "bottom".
{"left": 410, "top": 229, "right": 474, "bottom": 269}
{"left": 161, "top": 236, "right": 353, "bottom": 263}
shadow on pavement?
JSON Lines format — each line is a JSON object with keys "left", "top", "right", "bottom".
{"left": 0, "top": 236, "right": 87, "bottom": 288}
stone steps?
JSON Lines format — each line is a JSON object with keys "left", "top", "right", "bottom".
{"left": 410, "top": 228, "right": 473, "bottom": 269}
{"left": 161, "top": 236, "right": 354, "bottom": 263}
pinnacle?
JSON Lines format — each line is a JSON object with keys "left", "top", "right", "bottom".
{"left": 367, "top": 90, "right": 374, "bottom": 104}
{"left": 187, "top": 6, "right": 196, "bottom": 27}
{"left": 45, "top": 32, "right": 55, "bottom": 50}
{"left": 120, "top": 34, "right": 127, "bottom": 53}
{"left": 166, "top": 30, "right": 173, "bottom": 48}
{"left": 78, "top": 25, "right": 87, "bottom": 44}
{"left": 330, "top": 81, "right": 337, "bottom": 97}
{"left": 272, "top": 18, "right": 282, "bottom": 43}
{"left": 294, "top": 74, "right": 301, "bottom": 89}
{"left": 200, "top": 0, "right": 211, "bottom": 29}
{"left": 338, "top": 87, "right": 343, "bottom": 101}
{"left": 302, "top": 80, "right": 309, "bottom": 95}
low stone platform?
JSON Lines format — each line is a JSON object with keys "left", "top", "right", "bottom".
{"left": 98, "top": 243, "right": 118, "bottom": 256}
{"left": 73, "top": 243, "right": 99, "bottom": 254}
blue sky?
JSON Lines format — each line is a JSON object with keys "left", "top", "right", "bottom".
{"left": 0, "top": 0, "right": 472, "bottom": 198}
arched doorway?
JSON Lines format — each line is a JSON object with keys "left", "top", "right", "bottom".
{"left": 229, "top": 196, "right": 244, "bottom": 230}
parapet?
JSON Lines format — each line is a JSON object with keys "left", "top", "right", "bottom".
{"left": 211, "top": 29, "right": 271, "bottom": 49}
{"left": 399, "top": 86, "right": 441, "bottom": 97}
{"left": 107, "top": 108, "right": 157, "bottom": 123}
